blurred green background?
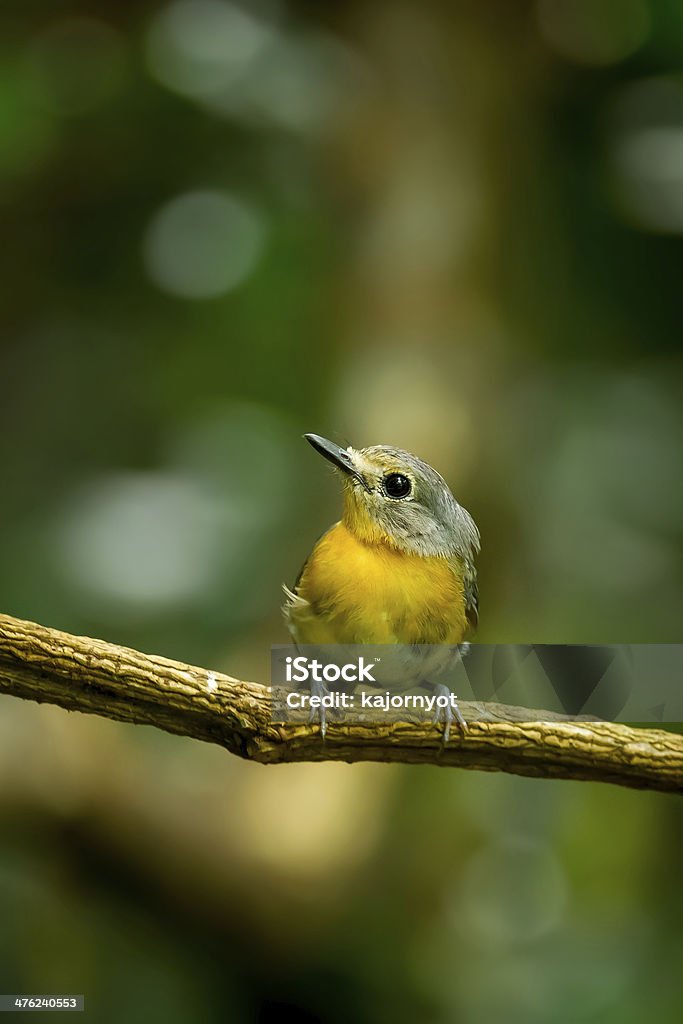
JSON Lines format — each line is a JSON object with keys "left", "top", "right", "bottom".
{"left": 1, "top": 0, "right": 682, "bottom": 1020}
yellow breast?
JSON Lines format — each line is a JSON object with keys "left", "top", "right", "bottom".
{"left": 290, "top": 522, "right": 468, "bottom": 645}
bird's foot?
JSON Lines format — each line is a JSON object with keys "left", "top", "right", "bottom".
{"left": 308, "top": 678, "right": 330, "bottom": 741}
{"left": 428, "top": 681, "right": 468, "bottom": 744}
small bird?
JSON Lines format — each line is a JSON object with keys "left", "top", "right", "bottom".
{"left": 283, "top": 434, "right": 480, "bottom": 740}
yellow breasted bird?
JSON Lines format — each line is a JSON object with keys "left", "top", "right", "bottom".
{"left": 283, "top": 434, "right": 480, "bottom": 740}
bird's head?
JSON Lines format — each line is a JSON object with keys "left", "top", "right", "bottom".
{"left": 304, "top": 433, "right": 479, "bottom": 559}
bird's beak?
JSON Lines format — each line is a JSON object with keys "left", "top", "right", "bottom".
{"left": 304, "top": 434, "right": 371, "bottom": 491}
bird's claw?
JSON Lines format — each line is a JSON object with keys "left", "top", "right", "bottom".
{"left": 308, "top": 678, "right": 330, "bottom": 741}
{"left": 430, "top": 682, "right": 468, "bottom": 744}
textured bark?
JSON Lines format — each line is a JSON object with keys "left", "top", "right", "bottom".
{"left": 0, "top": 613, "right": 681, "bottom": 793}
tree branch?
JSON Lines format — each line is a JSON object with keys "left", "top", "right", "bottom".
{"left": 0, "top": 613, "right": 680, "bottom": 793}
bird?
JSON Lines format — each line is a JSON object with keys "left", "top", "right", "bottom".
{"left": 283, "top": 433, "right": 480, "bottom": 741}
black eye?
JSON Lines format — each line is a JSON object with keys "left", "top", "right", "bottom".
{"left": 383, "top": 472, "right": 412, "bottom": 499}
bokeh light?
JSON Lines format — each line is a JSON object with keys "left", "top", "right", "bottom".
{"left": 146, "top": 0, "right": 278, "bottom": 100}
{"left": 608, "top": 77, "right": 683, "bottom": 233}
{"left": 142, "top": 190, "right": 266, "bottom": 298}
{"left": 537, "top": 0, "right": 650, "bottom": 66}
{"left": 205, "top": 29, "right": 370, "bottom": 134}
{"left": 53, "top": 472, "right": 224, "bottom": 611}
{"left": 455, "top": 836, "right": 568, "bottom": 944}
{"left": 146, "top": 0, "right": 368, "bottom": 134}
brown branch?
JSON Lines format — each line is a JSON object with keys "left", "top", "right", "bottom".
{"left": 0, "top": 613, "right": 681, "bottom": 793}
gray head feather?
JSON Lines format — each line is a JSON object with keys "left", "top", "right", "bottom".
{"left": 349, "top": 444, "right": 480, "bottom": 559}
